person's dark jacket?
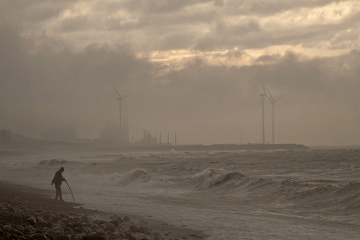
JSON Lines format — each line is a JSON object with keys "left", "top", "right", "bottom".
{"left": 52, "top": 168, "right": 66, "bottom": 185}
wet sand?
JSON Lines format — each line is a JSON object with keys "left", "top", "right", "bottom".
{"left": 0, "top": 181, "right": 206, "bottom": 240}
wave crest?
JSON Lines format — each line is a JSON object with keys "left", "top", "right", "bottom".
{"left": 117, "top": 168, "right": 150, "bottom": 186}
{"left": 74, "top": 168, "right": 150, "bottom": 187}
{"left": 192, "top": 168, "right": 246, "bottom": 189}
{"left": 38, "top": 159, "right": 69, "bottom": 165}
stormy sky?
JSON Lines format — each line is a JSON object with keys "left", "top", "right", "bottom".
{"left": 1, "top": 0, "right": 360, "bottom": 146}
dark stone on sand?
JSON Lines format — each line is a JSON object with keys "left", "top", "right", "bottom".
{"left": 45, "top": 233, "right": 54, "bottom": 240}
{"left": 125, "top": 231, "right": 133, "bottom": 237}
{"left": 65, "top": 223, "right": 74, "bottom": 229}
{"left": 57, "top": 235, "right": 72, "bottom": 240}
{"left": 36, "top": 217, "right": 45, "bottom": 223}
{"left": 104, "top": 223, "right": 116, "bottom": 232}
{"left": 64, "top": 227, "right": 73, "bottom": 233}
{"left": 109, "top": 219, "right": 119, "bottom": 227}
{"left": 31, "top": 233, "right": 47, "bottom": 240}
{"left": 73, "top": 222, "right": 82, "bottom": 228}
{"left": 190, "top": 233, "right": 203, "bottom": 239}
{"left": 82, "top": 234, "right": 107, "bottom": 240}
{"left": 96, "top": 230, "right": 107, "bottom": 236}
{"left": 130, "top": 225, "right": 139, "bottom": 233}
{"left": 24, "top": 226, "right": 34, "bottom": 234}
{"left": 0, "top": 182, "right": 203, "bottom": 240}
{"left": 13, "top": 229, "right": 24, "bottom": 236}
{"left": 128, "top": 235, "right": 138, "bottom": 240}
{"left": 28, "top": 216, "right": 37, "bottom": 226}
{"left": 3, "top": 225, "right": 11, "bottom": 232}
{"left": 35, "top": 230, "right": 45, "bottom": 235}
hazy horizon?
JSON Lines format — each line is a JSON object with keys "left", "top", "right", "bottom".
{"left": 1, "top": 1, "right": 360, "bottom": 146}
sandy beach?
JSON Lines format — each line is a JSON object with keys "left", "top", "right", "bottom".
{"left": 0, "top": 181, "right": 206, "bottom": 240}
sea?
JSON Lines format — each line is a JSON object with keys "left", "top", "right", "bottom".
{"left": 1, "top": 146, "right": 360, "bottom": 240}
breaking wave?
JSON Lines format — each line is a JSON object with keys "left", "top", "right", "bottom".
{"left": 37, "top": 159, "right": 71, "bottom": 166}
{"left": 190, "top": 168, "right": 246, "bottom": 189}
{"left": 74, "top": 168, "right": 150, "bottom": 187}
{"left": 117, "top": 168, "right": 150, "bottom": 186}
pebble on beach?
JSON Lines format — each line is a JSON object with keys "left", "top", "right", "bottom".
{"left": 0, "top": 181, "right": 205, "bottom": 240}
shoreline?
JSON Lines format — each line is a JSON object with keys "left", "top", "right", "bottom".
{"left": 0, "top": 180, "right": 207, "bottom": 240}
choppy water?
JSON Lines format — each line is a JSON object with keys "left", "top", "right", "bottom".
{"left": 1, "top": 147, "right": 360, "bottom": 239}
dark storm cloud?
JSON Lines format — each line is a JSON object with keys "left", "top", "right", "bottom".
{"left": 0, "top": 24, "right": 152, "bottom": 137}
{"left": 1, "top": 21, "right": 360, "bottom": 144}
{"left": 1, "top": 0, "right": 360, "bottom": 145}
{"left": 56, "top": 15, "right": 90, "bottom": 33}
{"left": 191, "top": 4, "right": 360, "bottom": 51}
{"left": 3, "top": 0, "right": 358, "bottom": 53}
{"left": 0, "top": 0, "right": 71, "bottom": 25}
{"left": 192, "top": 19, "right": 262, "bottom": 50}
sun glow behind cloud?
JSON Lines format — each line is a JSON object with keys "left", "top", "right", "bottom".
{"left": 138, "top": 43, "right": 352, "bottom": 71}
{"left": 131, "top": 1, "right": 360, "bottom": 70}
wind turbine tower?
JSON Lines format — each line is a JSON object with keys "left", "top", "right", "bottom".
{"left": 259, "top": 84, "right": 268, "bottom": 144}
{"left": 266, "top": 88, "right": 282, "bottom": 144}
{"left": 113, "top": 86, "right": 133, "bottom": 146}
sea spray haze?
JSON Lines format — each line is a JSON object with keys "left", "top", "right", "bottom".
{"left": 1, "top": 148, "right": 360, "bottom": 239}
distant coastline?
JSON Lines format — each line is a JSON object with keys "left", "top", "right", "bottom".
{"left": 0, "top": 141, "right": 309, "bottom": 153}
{"left": 119, "top": 143, "right": 309, "bottom": 151}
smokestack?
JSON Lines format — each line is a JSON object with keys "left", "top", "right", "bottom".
{"left": 175, "top": 132, "right": 177, "bottom": 146}
{"left": 160, "top": 132, "right": 161, "bottom": 145}
{"left": 168, "top": 132, "right": 169, "bottom": 145}
{"left": 155, "top": 132, "right": 157, "bottom": 145}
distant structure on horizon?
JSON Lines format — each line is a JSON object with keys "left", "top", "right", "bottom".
{"left": 134, "top": 130, "right": 175, "bottom": 146}
{"left": 113, "top": 86, "right": 132, "bottom": 146}
{"left": 257, "top": 83, "right": 283, "bottom": 144}
{"left": 1, "top": 129, "right": 37, "bottom": 143}
{"left": 259, "top": 83, "right": 268, "bottom": 144}
{"left": 1, "top": 130, "right": 10, "bottom": 143}
{"left": 266, "top": 88, "right": 282, "bottom": 144}
{"left": 41, "top": 126, "right": 77, "bottom": 143}
{"left": 134, "top": 130, "right": 156, "bottom": 146}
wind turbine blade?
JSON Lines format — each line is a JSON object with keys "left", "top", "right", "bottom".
{"left": 262, "top": 82, "right": 271, "bottom": 100}
{"left": 274, "top": 95, "right": 283, "bottom": 103}
{"left": 266, "top": 88, "right": 274, "bottom": 102}
{"left": 112, "top": 85, "right": 121, "bottom": 98}
{"left": 258, "top": 99, "right": 263, "bottom": 107}
{"left": 122, "top": 92, "right": 133, "bottom": 99}
{"left": 263, "top": 82, "right": 266, "bottom": 94}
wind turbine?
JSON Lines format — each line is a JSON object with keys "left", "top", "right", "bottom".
{"left": 266, "top": 88, "right": 282, "bottom": 144}
{"left": 258, "top": 83, "right": 269, "bottom": 144}
{"left": 113, "top": 86, "right": 133, "bottom": 146}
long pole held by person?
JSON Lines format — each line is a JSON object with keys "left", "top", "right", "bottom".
{"left": 65, "top": 180, "right": 75, "bottom": 203}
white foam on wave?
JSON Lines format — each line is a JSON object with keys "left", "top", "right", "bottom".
{"left": 191, "top": 168, "right": 246, "bottom": 189}
{"left": 37, "top": 158, "right": 70, "bottom": 166}
{"left": 72, "top": 168, "right": 150, "bottom": 187}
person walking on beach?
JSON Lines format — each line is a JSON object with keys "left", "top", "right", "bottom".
{"left": 51, "top": 167, "right": 66, "bottom": 201}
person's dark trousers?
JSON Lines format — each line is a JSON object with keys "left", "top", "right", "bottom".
{"left": 55, "top": 184, "right": 63, "bottom": 200}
